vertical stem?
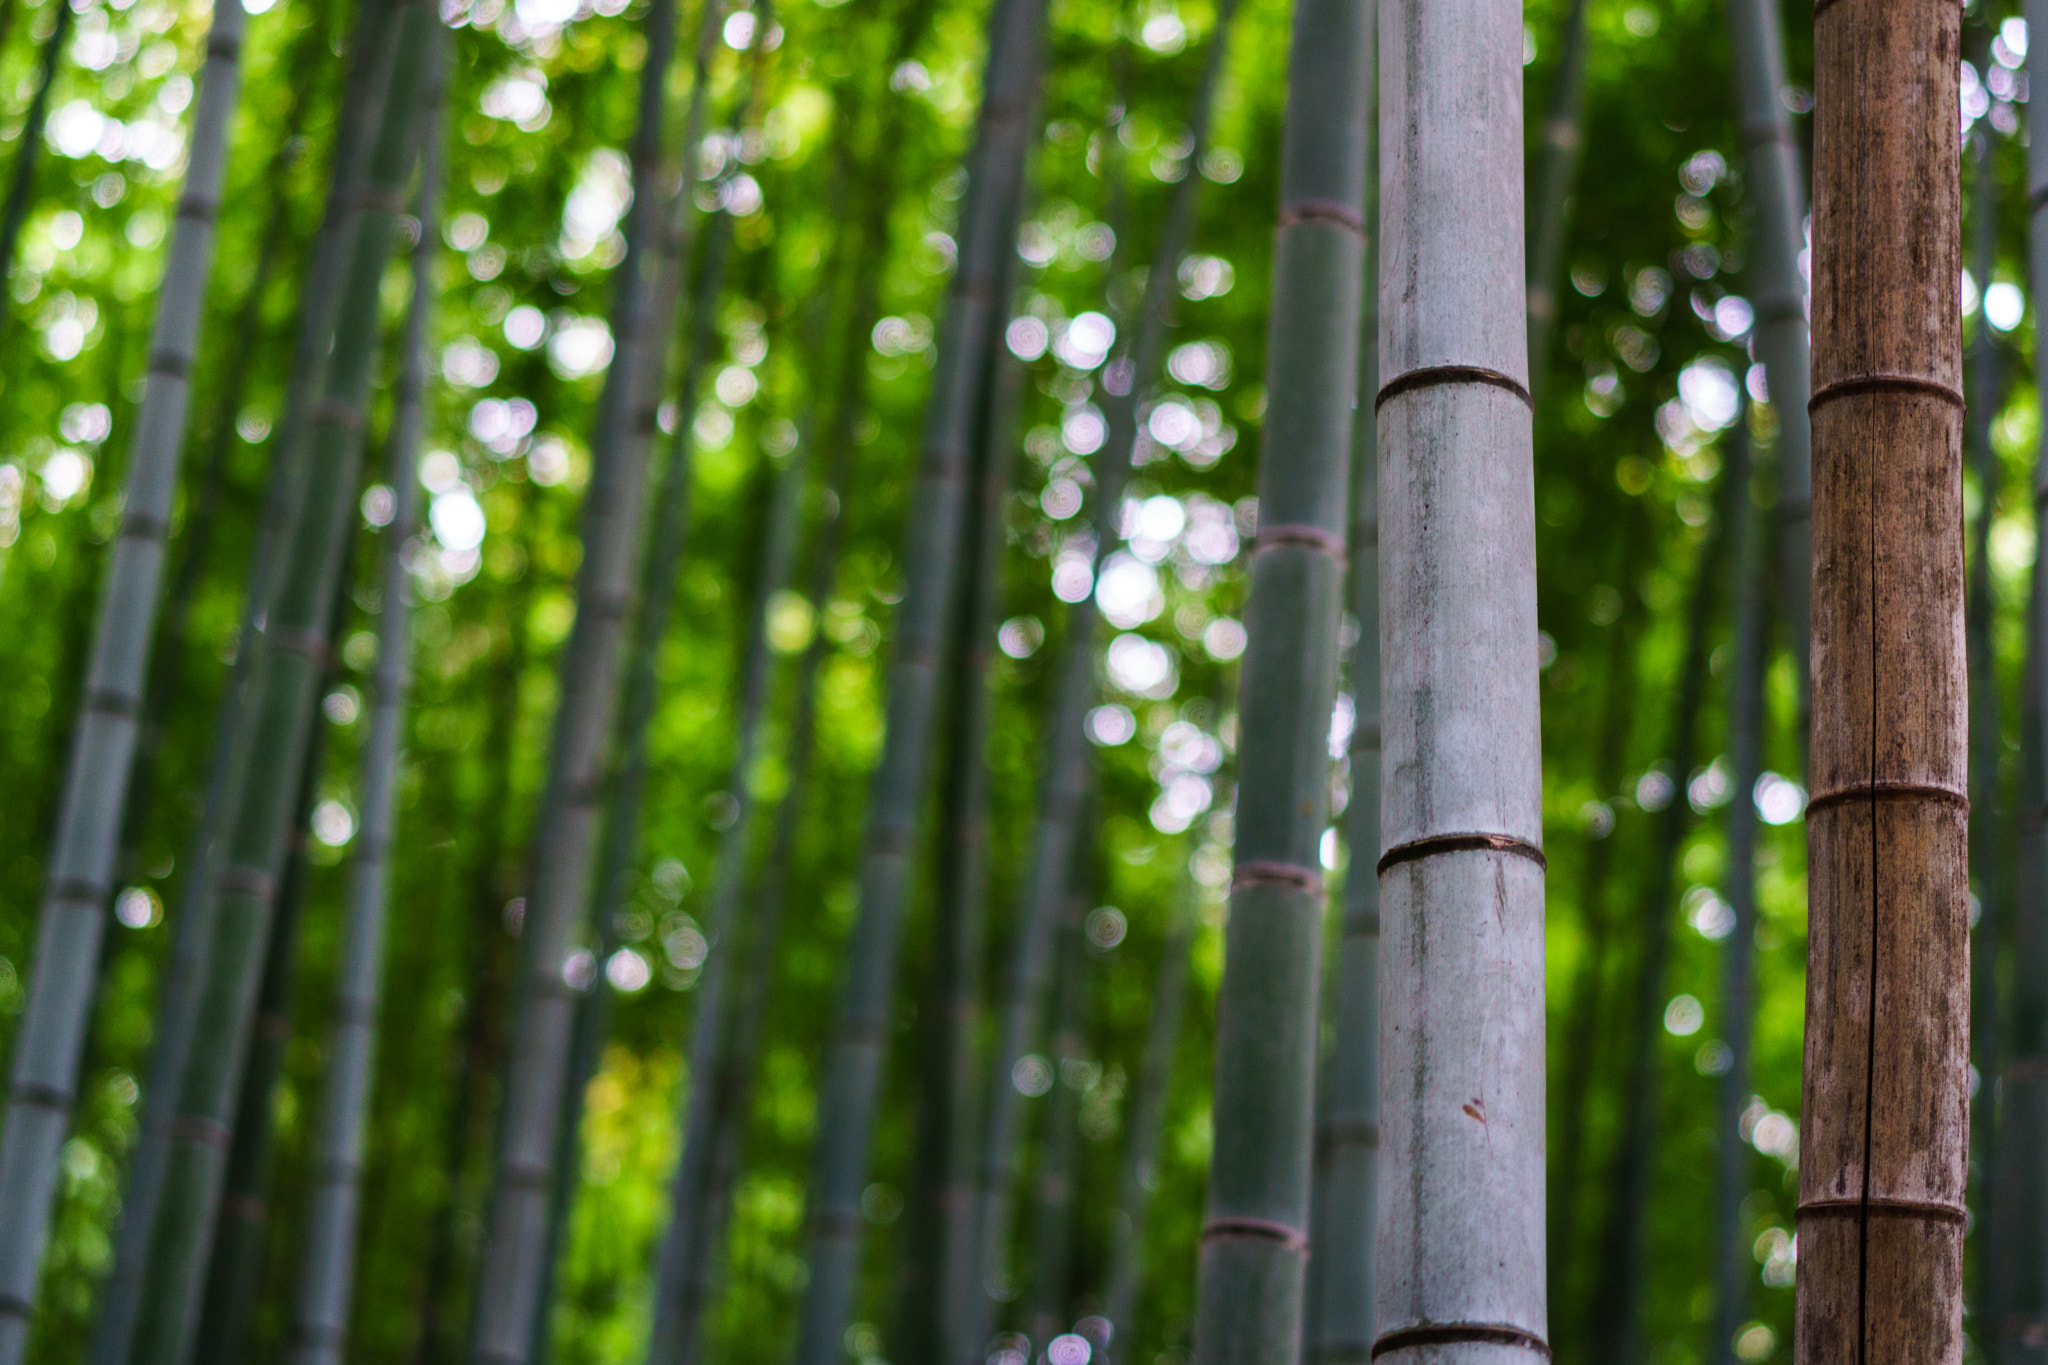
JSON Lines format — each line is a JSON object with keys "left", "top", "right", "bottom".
{"left": 287, "top": 37, "right": 445, "bottom": 1364}
{"left": 0, "top": 0, "right": 247, "bottom": 1351}
{"left": 1027, "top": 891, "right": 1091, "bottom": 1348}
{"left": 0, "top": 0, "right": 73, "bottom": 335}
{"left": 1795, "top": 4, "right": 1966, "bottom": 1361}
{"left": 1522, "top": 0, "right": 1588, "bottom": 398}
{"left": 1374, "top": 3, "right": 1544, "bottom": 1365}
{"left": 1193, "top": 0, "right": 1368, "bottom": 1357}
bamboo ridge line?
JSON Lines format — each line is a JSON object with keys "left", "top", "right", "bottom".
{"left": 1376, "top": 831, "right": 1548, "bottom": 875}
{"left": 1200, "top": 1217, "right": 1309, "bottom": 1253}
{"left": 1796, "top": 1196, "right": 1968, "bottom": 1225}
{"left": 1370, "top": 1323, "right": 1552, "bottom": 1359}
{"left": 1806, "top": 373, "right": 1966, "bottom": 412}
{"left": 1276, "top": 198, "right": 1366, "bottom": 234}
{"left": 1803, "top": 780, "right": 1970, "bottom": 815}
{"left": 1253, "top": 523, "right": 1345, "bottom": 559}
{"left": 1375, "top": 364, "right": 1534, "bottom": 411}
{"left": 1230, "top": 859, "right": 1325, "bottom": 894}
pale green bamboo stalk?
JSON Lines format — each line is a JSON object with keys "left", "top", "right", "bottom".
{"left": 1522, "top": 0, "right": 1587, "bottom": 397}
{"left": 462, "top": 0, "right": 697, "bottom": 1354}
{"left": 966, "top": 11, "right": 1238, "bottom": 1350}
{"left": 1194, "top": 0, "right": 1368, "bottom": 1355}
{"left": 1725, "top": 0, "right": 1811, "bottom": 726}
{"left": 786, "top": 0, "right": 1049, "bottom": 1353}
{"left": 1372, "top": 1, "right": 1543, "bottom": 1363}
{"left": 123, "top": 6, "right": 435, "bottom": 1356}
{"left": 0, "top": 0, "right": 248, "bottom": 1350}
{"left": 1305, "top": 119, "right": 1378, "bottom": 1360}
{"left": 287, "top": 39, "right": 444, "bottom": 1363}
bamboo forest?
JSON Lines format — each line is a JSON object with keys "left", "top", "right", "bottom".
{"left": 0, "top": 0, "right": 2017, "bottom": 1360}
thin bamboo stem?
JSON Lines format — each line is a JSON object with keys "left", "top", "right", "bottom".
{"left": 1523, "top": 0, "right": 1587, "bottom": 398}
{"left": 0, "top": 0, "right": 74, "bottom": 337}
{"left": 1027, "top": 892, "right": 1091, "bottom": 1347}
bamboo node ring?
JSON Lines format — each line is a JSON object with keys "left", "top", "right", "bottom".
{"left": 1796, "top": 1196, "right": 1967, "bottom": 1226}
{"left": 1276, "top": 199, "right": 1366, "bottom": 235}
{"left": 1231, "top": 860, "right": 1326, "bottom": 896}
{"left": 1201, "top": 1216, "right": 1308, "bottom": 1253}
{"left": 85, "top": 686, "right": 142, "bottom": 718}
{"left": 1807, "top": 372, "right": 1965, "bottom": 413}
{"left": 8, "top": 1081, "right": 73, "bottom": 1112}
{"left": 171, "top": 1114, "right": 234, "bottom": 1149}
{"left": 1372, "top": 1324, "right": 1551, "bottom": 1360}
{"left": 1376, "top": 365, "right": 1534, "bottom": 412}
{"left": 1377, "top": 832, "right": 1546, "bottom": 876}
{"left": 1254, "top": 522, "right": 1345, "bottom": 560}
{"left": 1802, "top": 780, "right": 1969, "bottom": 816}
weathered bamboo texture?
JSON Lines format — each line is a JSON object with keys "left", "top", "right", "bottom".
{"left": 1306, "top": 167, "right": 1379, "bottom": 1365}
{"left": 1711, "top": 424, "right": 1765, "bottom": 1365}
{"left": 122, "top": 6, "right": 434, "bottom": 1356}
{"left": 1373, "top": 0, "right": 1544, "bottom": 1361}
{"left": 1726, "top": 0, "right": 1813, "bottom": 722}
{"left": 1192, "top": 0, "right": 1368, "bottom": 1357}
{"left": 1028, "top": 894, "right": 1092, "bottom": 1346}
{"left": 287, "top": 44, "right": 444, "bottom": 1364}
{"left": 2001, "top": 8, "right": 2048, "bottom": 1350}
{"left": 90, "top": 9, "right": 401, "bottom": 1356}
{"left": 0, "top": 0, "right": 247, "bottom": 1350}
{"left": 1795, "top": 4, "right": 1966, "bottom": 1361}
{"left": 1522, "top": 0, "right": 1586, "bottom": 396}
{"left": 0, "top": 0, "right": 74, "bottom": 329}
{"left": 786, "top": 0, "right": 1047, "bottom": 1354}
{"left": 967, "top": 10, "right": 1236, "bottom": 1349}
{"left": 464, "top": 0, "right": 686, "bottom": 1354}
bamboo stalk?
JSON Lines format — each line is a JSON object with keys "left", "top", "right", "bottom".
{"left": 1192, "top": 0, "right": 1368, "bottom": 1355}
{"left": 123, "top": 5, "right": 436, "bottom": 1354}
{"left": 287, "top": 39, "right": 445, "bottom": 1363}
{"left": 1523, "top": 0, "right": 1587, "bottom": 398}
{"left": 1027, "top": 891, "right": 1092, "bottom": 1348}
{"left": 0, "top": 0, "right": 75, "bottom": 335}
{"left": 1373, "top": 1, "right": 1544, "bottom": 1363}
{"left": 785, "top": 0, "right": 1049, "bottom": 1353}
{"left": 1795, "top": 4, "right": 1966, "bottom": 1359}
{"left": 1711, "top": 420, "right": 1766, "bottom": 1365}
{"left": 0, "top": 0, "right": 249, "bottom": 1348}
{"left": 1725, "top": 0, "right": 1813, "bottom": 729}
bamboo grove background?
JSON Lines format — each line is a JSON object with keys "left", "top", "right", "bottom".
{"left": 0, "top": 0, "right": 2030, "bottom": 1361}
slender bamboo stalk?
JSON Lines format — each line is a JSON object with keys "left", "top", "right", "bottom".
{"left": 1193, "top": 0, "right": 1367, "bottom": 1356}
{"left": 287, "top": 43, "right": 444, "bottom": 1364}
{"left": 967, "top": 10, "right": 1237, "bottom": 1349}
{"left": 1795, "top": 4, "right": 1966, "bottom": 1359}
{"left": 1999, "top": 11, "right": 2048, "bottom": 1351}
{"left": 90, "top": 7, "right": 401, "bottom": 1354}
{"left": 0, "top": 0, "right": 74, "bottom": 328}
{"left": 1589, "top": 462, "right": 1727, "bottom": 1364}
{"left": 1711, "top": 421, "right": 1765, "bottom": 1365}
{"left": 1027, "top": 892, "right": 1091, "bottom": 1348}
{"left": 0, "top": 0, "right": 248, "bottom": 1349}
{"left": 462, "top": 0, "right": 692, "bottom": 1353}
{"left": 1725, "top": 0, "right": 1813, "bottom": 730}
{"left": 1523, "top": 0, "right": 1587, "bottom": 397}
{"left": 1373, "top": 2, "right": 1544, "bottom": 1364}
{"left": 786, "top": 0, "right": 1049, "bottom": 1353}
{"left": 124, "top": 6, "right": 435, "bottom": 1354}
{"left": 1305, "top": 132, "right": 1379, "bottom": 1363}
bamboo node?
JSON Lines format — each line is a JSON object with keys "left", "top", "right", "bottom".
{"left": 47, "top": 877, "right": 105, "bottom": 906}
{"left": 1376, "top": 365, "right": 1534, "bottom": 413}
{"left": 148, "top": 346, "right": 194, "bottom": 379}
{"left": 1276, "top": 198, "right": 1366, "bottom": 236}
{"left": 215, "top": 864, "right": 278, "bottom": 900}
{"left": 1231, "top": 860, "right": 1325, "bottom": 896}
{"left": 1803, "top": 780, "right": 1968, "bottom": 816}
{"left": 120, "top": 511, "right": 172, "bottom": 542}
{"left": 1371, "top": 1324, "right": 1550, "bottom": 1359}
{"left": 85, "top": 686, "right": 142, "bottom": 718}
{"left": 1200, "top": 1216, "right": 1308, "bottom": 1253}
{"left": 1254, "top": 522, "right": 1345, "bottom": 560}
{"left": 1377, "top": 832, "right": 1546, "bottom": 877}
{"left": 170, "top": 1114, "right": 234, "bottom": 1149}
{"left": 7, "top": 1081, "right": 73, "bottom": 1112}
{"left": 1795, "top": 1196, "right": 1967, "bottom": 1226}
{"left": 1807, "top": 372, "right": 1964, "bottom": 414}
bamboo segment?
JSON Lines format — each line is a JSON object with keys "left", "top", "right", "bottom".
{"left": 786, "top": 0, "right": 1047, "bottom": 1354}
{"left": 0, "top": 0, "right": 247, "bottom": 1351}
{"left": 287, "top": 38, "right": 445, "bottom": 1364}
{"left": 1192, "top": 0, "right": 1368, "bottom": 1356}
{"left": 1522, "top": 0, "right": 1586, "bottom": 396}
{"left": 1373, "top": 0, "right": 1544, "bottom": 1362}
{"left": 0, "top": 0, "right": 75, "bottom": 330}
{"left": 1797, "top": 5, "right": 1966, "bottom": 1362}
{"left": 1726, "top": 0, "right": 1813, "bottom": 721}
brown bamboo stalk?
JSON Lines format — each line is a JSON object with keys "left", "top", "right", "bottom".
{"left": 1796, "top": 3, "right": 1967, "bottom": 1360}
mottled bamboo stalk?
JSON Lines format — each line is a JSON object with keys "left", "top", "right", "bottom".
{"left": 1522, "top": 0, "right": 1587, "bottom": 396}
{"left": 1795, "top": 4, "right": 1966, "bottom": 1361}
{"left": 0, "top": 0, "right": 247, "bottom": 1351}
{"left": 123, "top": 6, "right": 435, "bottom": 1357}
{"left": 287, "top": 40, "right": 444, "bottom": 1364}
{"left": 1726, "top": 0, "right": 1812, "bottom": 726}
{"left": 1192, "top": 0, "right": 1368, "bottom": 1356}
{"left": 787, "top": 0, "right": 1048, "bottom": 1353}
{"left": 1373, "top": 0, "right": 1544, "bottom": 1362}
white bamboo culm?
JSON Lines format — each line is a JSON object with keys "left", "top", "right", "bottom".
{"left": 0, "top": 4, "right": 248, "bottom": 1357}
{"left": 1373, "top": 1, "right": 1546, "bottom": 1362}
{"left": 285, "top": 32, "right": 444, "bottom": 1365}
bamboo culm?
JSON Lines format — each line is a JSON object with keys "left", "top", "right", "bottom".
{"left": 123, "top": 7, "right": 436, "bottom": 1356}
{"left": 1522, "top": 0, "right": 1587, "bottom": 396}
{"left": 1725, "top": 0, "right": 1812, "bottom": 728}
{"left": 0, "top": 0, "right": 75, "bottom": 335}
{"left": 786, "top": 0, "right": 1049, "bottom": 1353}
{"left": 288, "top": 40, "right": 445, "bottom": 1363}
{"left": 1192, "top": 0, "right": 1368, "bottom": 1357}
{"left": 966, "top": 9, "right": 1237, "bottom": 1350}
{"left": 1711, "top": 424, "right": 1766, "bottom": 1365}
{"left": 2001, "top": 6, "right": 2048, "bottom": 1351}
{"left": 1373, "top": 1, "right": 1545, "bottom": 1363}
{"left": 463, "top": 0, "right": 689, "bottom": 1351}
{"left": 1305, "top": 134, "right": 1378, "bottom": 1363}
{"left": 0, "top": 0, "right": 248, "bottom": 1350}
{"left": 1794, "top": 4, "right": 1966, "bottom": 1359}
{"left": 1028, "top": 893, "right": 1092, "bottom": 1347}
{"left": 89, "top": 7, "right": 404, "bottom": 1355}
